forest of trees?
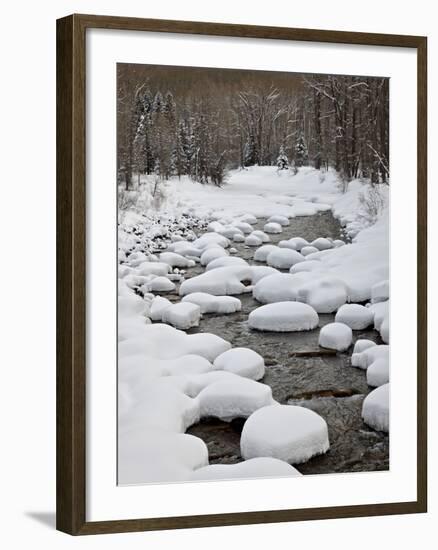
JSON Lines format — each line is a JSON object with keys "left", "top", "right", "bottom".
{"left": 118, "top": 65, "right": 389, "bottom": 189}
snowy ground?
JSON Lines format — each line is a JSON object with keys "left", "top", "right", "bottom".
{"left": 118, "top": 166, "right": 390, "bottom": 484}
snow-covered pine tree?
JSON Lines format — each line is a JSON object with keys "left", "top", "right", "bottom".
{"left": 295, "top": 133, "right": 308, "bottom": 167}
{"left": 152, "top": 91, "right": 163, "bottom": 113}
{"left": 196, "top": 114, "right": 211, "bottom": 184}
{"left": 210, "top": 151, "right": 228, "bottom": 186}
{"left": 163, "top": 91, "right": 176, "bottom": 121}
{"left": 176, "top": 121, "right": 190, "bottom": 177}
{"left": 276, "top": 145, "right": 289, "bottom": 170}
{"left": 154, "top": 158, "right": 161, "bottom": 176}
{"left": 169, "top": 144, "right": 178, "bottom": 178}
{"left": 143, "top": 114, "right": 155, "bottom": 175}
{"left": 141, "top": 87, "right": 153, "bottom": 115}
{"left": 243, "top": 135, "right": 258, "bottom": 166}
{"left": 134, "top": 112, "right": 155, "bottom": 176}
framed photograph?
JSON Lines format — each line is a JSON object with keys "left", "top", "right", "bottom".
{"left": 56, "top": 14, "right": 427, "bottom": 535}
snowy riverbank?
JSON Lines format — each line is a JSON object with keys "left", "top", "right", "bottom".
{"left": 118, "top": 166, "right": 390, "bottom": 484}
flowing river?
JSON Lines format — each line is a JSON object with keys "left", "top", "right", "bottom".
{"left": 162, "top": 211, "right": 389, "bottom": 475}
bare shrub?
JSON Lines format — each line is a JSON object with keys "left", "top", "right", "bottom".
{"left": 358, "top": 184, "right": 387, "bottom": 226}
{"left": 118, "top": 187, "right": 139, "bottom": 212}
{"left": 336, "top": 171, "right": 350, "bottom": 194}
{"left": 210, "top": 153, "right": 229, "bottom": 187}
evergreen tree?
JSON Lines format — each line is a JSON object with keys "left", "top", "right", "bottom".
{"left": 276, "top": 145, "right": 289, "bottom": 170}
{"left": 152, "top": 91, "right": 163, "bottom": 113}
{"left": 134, "top": 112, "right": 155, "bottom": 175}
{"left": 176, "top": 120, "right": 191, "bottom": 176}
{"left": 154, "top": 158, "right": 161, "bottom": 177}
{"left": 243, "top": 135, "right": 258, "bottom": 166}
{"left": 169, "top": 144, "right": 178, "bottom": 177}
{"left": 163, "top": 91, "right": 176, "bottom": 120}
{"left": 295, "top": 133, "right": 308, "bottom": 167}
{"left": 141, "top": 87, "right": 153, "bottom": 115}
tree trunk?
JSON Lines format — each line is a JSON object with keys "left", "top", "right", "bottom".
{"left": 313, "top": 88, "right": 322, "bottom": 169}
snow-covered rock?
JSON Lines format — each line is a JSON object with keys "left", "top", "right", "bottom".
{"left": 149, "top": 296, "right": 172, "bottom": 321}
{"left": 296, "top": 276, "right": 347, "bottom": 313}
{"left": 146, "top": 276, "right": 176, "bottom": 292}
{"left": 193, "top": 232, "right": 230, "bottom": 250}
{"left": 352, "top": 339, "right": 377, "bottom": 355}
{"left": 251, "top": 230, "right": 270, "bottom": 243}
{"left": 367, "top": 358, "right": 389, "bottom": 387}
{"left": 233, "top": 233, "right": 245, "bottom": 243}
{"left": 207, "top": 221, "right": 225, "bottom": 233}
{"left": 380, "top": 315, "right": 390, "bottom": 343}
{"left": 241, "top": 404, "right": 330, "bottom": 464}
{"left": 250, "top": 266, "right": 279, "bottom": 284}
{"left": 267, "top": 248, "right": 305, "bottom": 269}
{"left": 318, "top": 322, "right": 352, "bottom": 351}
{"left": 368, "top": 300, "right": 389, "bottom": 330}
{"left": 278, "top": 239, "right": 297, "bottom": 250}
{"left": 118, "top": 430, "right": 208, "bottom": 485}
{"left": 118, "top": 292, "right": 150, "bottom": 318}
{"left": 351, "top": 344, "right": 389, "bottom": 369}
{"left": 190, "top": 457, "right": 301, "bottom": 481}
{"left": 137, "top": 262, "right": 171, "bottom": 277}
{"left": 368, "top": 299, "right": 389, "bottom": 342}
{"left": 300, "top": 246, "right": 319, "bottom": 256}
{"left": 124, "top": 273, "right": 153, "bottom": 291}
{"left": 178, "top": 370, "right": 242, "bottom": 398}
{"left": 120, "top": 323, "right": 231, "bottom": 362}
{"left": 171, "top": 234, "right": 184, "bottom": 242}
{"left": 213, "top": 348, "right": 265, "bottom": 381}
{"left": 239, "top": 214, "right": 257, "bottom": 225}
{"left": 126, "top": 251, "right": 149, "bottom": 267}
{"left": 254, "top": 244, "right": 280, "bottom": 262}
{"left": 200, "top": 246, "right": 228, "bottom": 266}
{"left": 310, "top": 237, "right": 334, "bottom": 251}
{"left": 290, "top": 260, "right": 324, "bottom": 274}
{"left": 362, "top": 383, "right": 389, "bottom": 432}
{"left": 126, "top": 385, "right": 200, "bottom": 432}
{"left": 118, "top": 264, "right": 132, "bottom": 278}
{"left": 197, "top": 377, "right": 274, "bottom": 421}
{"left": 159, "top": 252, "right": 196, "bottom": 268}
{"left": 234, "top": 222, "right": 253, "bottom": 234}
{"left": 205, "top": 256, "right": 248, "bottom": 270}
{"left": 249, "top": 302, "right": 319, "bottom": 332}
{"left": 179, "top": 266, "right": 253, "bottom": 296}
{"left": 268, "top": 214, "right": 290, "bottom": 226}
{"left": 304, "top": 217, "right": 389, "bottom": 303}
{"left": 335, "top": 304, "right": 374, "bottom": 330}
{"left": 253, "top": 272, "right": 307, "bottom": 303}
{"left": 162, "top": 302, "right": 201, "bottom": 329}
{"left": 281, "top": 237, "right": 309, "bottom": 251}
{"left": 264, "top": 222, "right": 283, "bottom": 234}
{"left": 159, "top": 355, "right": 214, "bottom": 376}
{"left": 182, "top": 292, "right": 241, "bottom": 314}
{"left": 245, "top": 234, "right": 263, "bottom": 247}
{"left": 371, "top": 279, "right": 390, "bottom": 303}
{"left": 118, "top": 316, "right": 152, "bottom": 343}
{"left": 167, "top": 241, "right": 203, "bottom": 257}
{"left": 333, "top": 239, "right": 346, "bottom": 247}
{"left": 219, "top": 226, "right": 244, "bottom": 239}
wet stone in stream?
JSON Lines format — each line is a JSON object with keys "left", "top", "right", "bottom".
{"left": 175, "top": 211, "right": 388, "bottom": 474}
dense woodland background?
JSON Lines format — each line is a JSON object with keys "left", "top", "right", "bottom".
{"left": 117, "top": 64, "right": 389, "bottom": 189}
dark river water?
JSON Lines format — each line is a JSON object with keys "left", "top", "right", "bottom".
{"left": 167, "top": 211, "right": 389, "bottom": 475}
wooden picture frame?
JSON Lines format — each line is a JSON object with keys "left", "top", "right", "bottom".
{"left": 56, "top": 13, "right": 427, "bottom": 535}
